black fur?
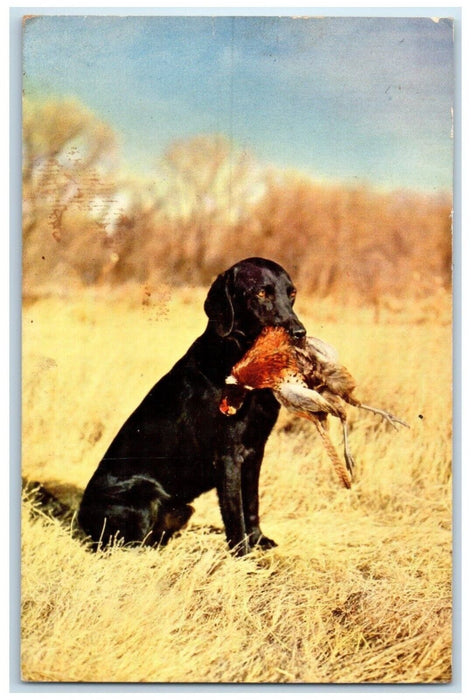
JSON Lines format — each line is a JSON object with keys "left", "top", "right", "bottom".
{"left": 78, "top": 258, "right": 306, "bottom": 555}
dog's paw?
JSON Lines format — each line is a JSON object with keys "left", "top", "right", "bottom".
{"left": 253, "top": 534, "right": 278, "bottom": 550}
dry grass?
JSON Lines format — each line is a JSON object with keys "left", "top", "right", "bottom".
{"left": 21, "top": 286, "right": 452, "bottom": 684}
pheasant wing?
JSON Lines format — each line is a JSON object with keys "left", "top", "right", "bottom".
{"left": 277, "top": 382, "right": 341, "bottom": 416}
{"left": 304, "top": 336, "right": 339, "bottom": 364}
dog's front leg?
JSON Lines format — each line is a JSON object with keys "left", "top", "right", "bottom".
{"left": 217, "top": 454, "right": 250, "bottom": 556}
{"left": 241, "top": 448, "right": 278, "bottom": 550}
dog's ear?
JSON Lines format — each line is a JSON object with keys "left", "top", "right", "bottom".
{"left": 204, "top": 271, "right": 234, "bottom": 337}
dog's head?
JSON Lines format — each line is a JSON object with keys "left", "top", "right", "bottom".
{"left": 204, "top": 257, "right": 306, "bottom": 344}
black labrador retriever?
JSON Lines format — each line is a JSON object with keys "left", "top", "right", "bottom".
{"left": 78, "top": 258, "right": 306, "bottom": 554}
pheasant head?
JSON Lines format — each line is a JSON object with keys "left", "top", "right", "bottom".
{"left": 219, "top": 327, "right": 302, "bottom": 416}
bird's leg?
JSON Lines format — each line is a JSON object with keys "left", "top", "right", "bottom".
{"left": 356, "top": 403, "right": 410, "bottom": 430}
{"left": 341, "top": 419, "right": 355, "bottom": 474}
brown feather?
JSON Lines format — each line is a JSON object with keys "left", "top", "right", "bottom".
{"left": 294, "top": 345, "right": 357, "bottom": 399}
{"left": 221, "top": 326, "right": 407, "bottom": 490}
{"left": 307, "top": 414, "right": 352, "bottom": 489}
{"left": 230, "top": 327, "right": 299, "bottom": 389}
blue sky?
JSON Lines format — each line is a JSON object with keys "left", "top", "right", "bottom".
{"left": 22, "top": 15, "right": 454, "bottom": 192}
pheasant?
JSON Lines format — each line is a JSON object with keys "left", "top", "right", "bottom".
{"left": 219, "top": 326, "right": 408, "bottom": 489}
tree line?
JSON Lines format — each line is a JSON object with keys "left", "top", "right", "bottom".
{"left": 23, "top": 96, "right": 452, "bottom": 305}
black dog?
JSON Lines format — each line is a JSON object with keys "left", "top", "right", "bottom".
{"left": 78, "top": 258, "right": 306, "bottom": 555}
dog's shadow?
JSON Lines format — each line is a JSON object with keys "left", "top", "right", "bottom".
{"left": 22, "top": 479, "right": 84, "bottom": 532}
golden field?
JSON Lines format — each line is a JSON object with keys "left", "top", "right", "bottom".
{"left": 21, "top": 286, "right": 453, "bottom": 684}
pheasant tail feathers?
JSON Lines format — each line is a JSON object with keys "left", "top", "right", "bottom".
{"left": 310, "top": 415, "right": 352, "bottom": 489}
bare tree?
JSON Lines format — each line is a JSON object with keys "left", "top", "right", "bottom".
{"left": 22, "top": 97, "right": 118, "bottom": 243}
{"left": 160, "top": 135, "right": 263, "bottom": 278}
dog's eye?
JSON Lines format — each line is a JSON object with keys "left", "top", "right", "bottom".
{"left": 256, "top": 289, "right": 267, "bottom": 299}
{"left": 289, "top": 288, "right": 297, "bottom": 299}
